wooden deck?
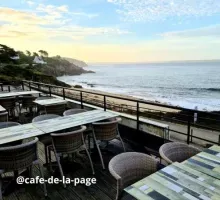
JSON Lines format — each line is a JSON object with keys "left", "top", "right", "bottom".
{"left": 2, "top": 140, "right": 132, "bottom": 200}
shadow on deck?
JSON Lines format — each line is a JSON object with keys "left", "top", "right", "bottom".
{"left": 3, "top": 139, "right": 134, "bottom": 200}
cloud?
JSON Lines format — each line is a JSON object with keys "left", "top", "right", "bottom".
{"left": 26, "top": 1, "right": 35, "bottom": 6}
{"left": 36, "top": 4, "right": 68, "bottom": 17}
{"left": 36, "top": 3, "right": 98, "bottom": 19}
{"left": 160, "top": 24, "right": 220, "bottom": 38}
{"left": 108, "top": 0, "right": 220, "bottom": 22}
{"left": 0, "top": 6, "right": 130, "bottom": 40}
{"left": 0, "top": 7, "right": 46, "bottom": 25}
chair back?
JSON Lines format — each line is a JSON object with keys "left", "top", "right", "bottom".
{"left": 109, "top": 152, "right": 158, "bottom": 189}
{"left": 0, "top": 138, "right": 38, "bottom": 171}
{"left": 92, "top": 118, "right": 121, "bottom": 141}
{"left": 51, "top": 126, "right": 86, "bottom": 154}
{"left": 63, "top": 109, "right": 87, "bottom": 116}
{"left": 45, "top": 104, "right": 66, "bottom": 115}
{"left": 0, "top": 122, "right": 20, "bottom": 129}
{"left": 20, "top": 96, "right": 37, "bottom": 108}
{"left": 0, "top": 97, "right": 16, "bottom": 110}
{"left": 159, "top": 142, "right": 201, "bottom": 164}
{"left": 0, "top": 112, "right": 8, "bottom": 122}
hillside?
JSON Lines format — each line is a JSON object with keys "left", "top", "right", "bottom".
{"left": 40, "top": 56, "right": 93, "bottom": 76}
{"left": 63, "top": 57, "right": 88, "bottom": 68}
{"left": 0, "top": 44, "right": 94, "bottom": 87}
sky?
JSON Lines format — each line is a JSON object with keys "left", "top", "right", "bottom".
{"left": 0, "top": 0, "right": 220, "bottom": 63}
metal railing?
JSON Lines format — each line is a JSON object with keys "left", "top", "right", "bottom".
{"left": 23, "top": 80, "right": 220, "bottom": 146}
{"left": 2, "top": 80, "right": 219, "bottom": 146}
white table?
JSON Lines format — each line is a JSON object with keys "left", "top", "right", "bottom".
{"left": 0, "top": 105, "right": 6, "bottom": 112}
{"left": 0, "top": 124, "right": 44, "bottom": 145}
{"left": 33, "top": 98, "right": 67, "bottom": 106}
{"left": 0, "top": 91, "right": 41, "bottom": 98}
{"left": 33, "top": 109, "right": 118, "bottom": 133}
{"left": 0, "top": 110, "right": 118, "bottom": 145}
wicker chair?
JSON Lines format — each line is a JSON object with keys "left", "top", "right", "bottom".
{"left": 0, "top": 138, "right": 47, "bottom": 198}
{"left": 0, "top": 112, "right": 8, "bottom": 122}
{"left": 92, "top": 117, "right": 125, "bottom": 169}
{"left": 32, "top": 114, "right": 60, "bottom": 165}
{"left": 109, "top": 152, "right": 158, "bottom": 200}
{"left": 49, "top": 126, "right": 94, "bottom": 188}
{"left": 0, "top": 97, "right": 16, "bottom": 117}
{"left": 44, "top": 104, "right": 66, "bottom": 116}
{"left": 63, "top": 108, "right": 87, "bottom": 116}
{"left": 159, "top": 142, "right": 201, "bottom": 164}
{"left": 19, "top": 96, "right": 37, "bottom": 115}
{"left": 0, "top": 122, "right": 20, "bottom": 129}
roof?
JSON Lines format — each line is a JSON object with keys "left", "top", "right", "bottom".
{"left": 33, "top": 56, "right": 47, "bottom": 64}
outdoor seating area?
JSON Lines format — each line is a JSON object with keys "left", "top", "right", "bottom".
{"left": 0, "top": 87, "right": 220, "bottom": 200}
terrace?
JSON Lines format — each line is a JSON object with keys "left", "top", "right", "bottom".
{"left": 0, "top": 81, "right": 220, "bottom": 200}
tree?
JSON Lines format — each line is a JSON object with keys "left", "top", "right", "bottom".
{"left": 39, "top": 50, "right": 48, "bottom": 57}
{"left": 0, "top": 44, "right": 18, "bottom": 63}
{"left": 26, "top": 50, "right": 31, "bottom": 57}
{"left": 33, "top": 52, "right": 39, "bottom": 57}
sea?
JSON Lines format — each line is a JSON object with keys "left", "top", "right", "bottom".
{"left": 57, "top": 61, "right": 220, "bottom": 111}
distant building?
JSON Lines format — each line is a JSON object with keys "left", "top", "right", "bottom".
{"left": 33, "top": 56, "right": 47, "bottom": 64}
{"left": 10, "top": 55, "right": 20, "bottom": 60}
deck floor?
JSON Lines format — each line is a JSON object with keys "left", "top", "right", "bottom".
{"left": 2, "top": 140, "right": 133, "bottom": 200}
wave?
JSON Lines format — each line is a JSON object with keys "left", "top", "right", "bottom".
{"left": 205, "top": 88, "right": 220, "bottom": 92}
{"left": 81, "top": 82, "right": 220, "bottom": 92}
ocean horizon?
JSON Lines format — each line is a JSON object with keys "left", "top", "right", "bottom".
{"left": 57, "top": 61, "right": 220, "bottom": 111}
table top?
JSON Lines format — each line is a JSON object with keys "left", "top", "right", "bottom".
{"left": 125, "top": 162, "right": 220, "bottom": 200}
{"left": 33, "top": 109, "right": 118, "bottom": 133}
{"left": 0, "top": 110, "right": 118, "bottom": 145}
{"left": 0, "top": 105, "right": 6, "bottom": 112}
{"left": 0, "top": 123, "right": 44, "bottom": 145}
{"left": 33, "top": 98, "right": 67, "bottom": 106}
{"left": 0, "top": 90, "right": 41, "bottom": 98}
{"left": 183, "top": 145, "right": 220, "bottom": 180}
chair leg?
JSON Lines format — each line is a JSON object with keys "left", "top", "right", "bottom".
{"left": 84, "top": 146, "right": 95, "bottom": 175}
{"left": 54, "top": 152, "right": 66, "bottom": 188}
{"left": 48, "top": 148, "right": 53, "bottom": 172}
{"left": 44, "top": 145, "right": 48, "bottom": 165}
{"left": 94, "top": 141, "right": 105, "bottom": 170}
{"left": 0, "top": 175, "right": 2, "bottom": 200}
{"left": 28, "top": 166, "right": 33, "bottom": 178}
{"left": 88, "top": 135, "right": 91, "bottom": 154}
{"left": 119, "top": 136, "right": 126, "bottom": 152}
{"left": 38, "top": 163, "right": 48, "bottom": 197}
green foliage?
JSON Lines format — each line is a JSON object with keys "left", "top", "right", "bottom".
{"left": 0, "top": 44, "right": 88, "bottom": 87}
{"left": 39, "top": 50, "right": 48, "bottom": 57}
{"left": 0, "top": 44, "right": 18, "bottom": 64}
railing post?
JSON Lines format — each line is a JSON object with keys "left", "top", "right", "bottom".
{"left": 137, "top": 102, "right": 140, "bottom": 131}
{"left": 63, "top": 88, "right": 65, "bottom": 100}
{"left": 104, "top": 95, "right": 106, "bottom": 111}
{"left": 29, "top": 82, "right": 31, "bottom": 91}
{"left": 80, "top": 91, "right": 83, "bottom": 109}
{"left": 8, "top": 85, "right": 10, "bottom": 92}
{"left": 218, "top": 135, "right": 220, "bottom": 146}
{"left": 1, "top": 84, "right": 3, "bottom": 91}
{"left": 22, "top": 81, "right": 24, "bottom": 90}
{"left": 190, "top": 129, "right": 193, "bottom": 143}
{"left": 49, "top": 86, "right": 51, "bottom": 97}
{"left": 187, "top": 118, "right": 191, "bottom": 144}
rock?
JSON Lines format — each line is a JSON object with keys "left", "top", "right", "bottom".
{"left": 74, "top": 85, "right": 83, "bottom": 88}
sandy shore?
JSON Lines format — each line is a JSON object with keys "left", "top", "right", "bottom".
{"left": 55, "top": 87, "right": 180, "bottom": 113}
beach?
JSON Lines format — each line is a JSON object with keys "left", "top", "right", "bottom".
{"left": 58, "top": 62, "right": 220, "bottom": 111}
